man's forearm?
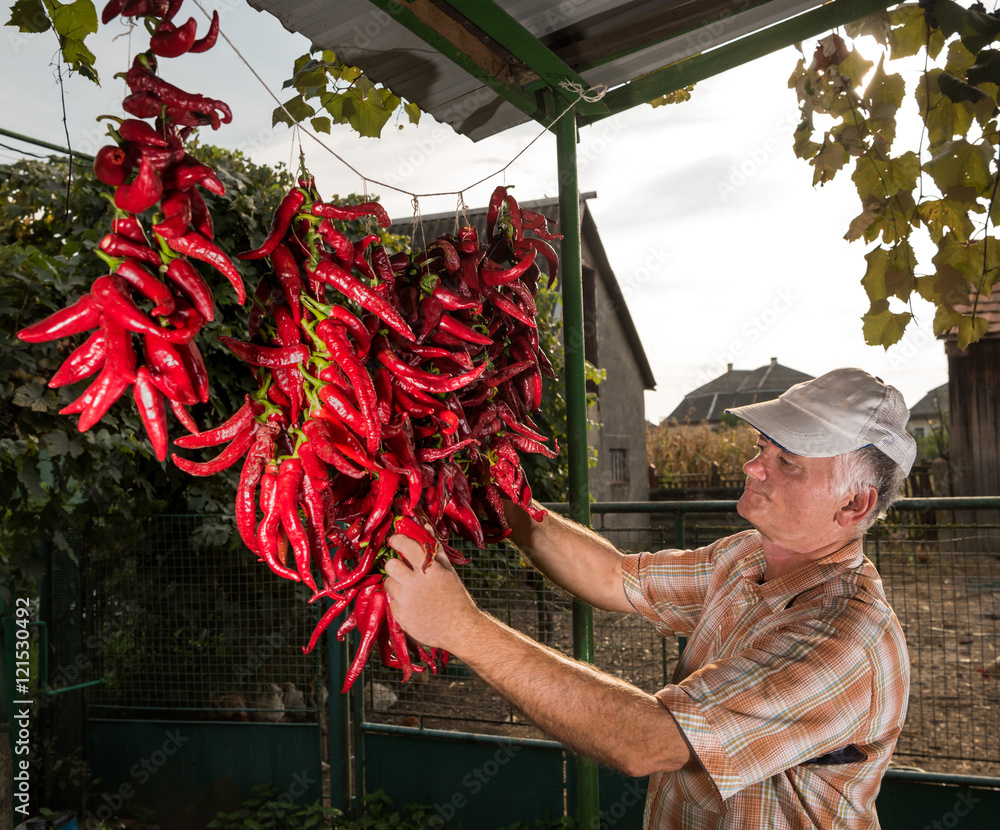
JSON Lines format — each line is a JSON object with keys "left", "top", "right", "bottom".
{"left": 454, "top": 609, "right": 691, "bottom": 778}
{"left": 505, "top": 502, "right": 635, "bottom": 613}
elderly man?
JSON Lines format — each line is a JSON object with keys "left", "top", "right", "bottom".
{"left": 385, "top": 368, "right": 914, "bottom": 829}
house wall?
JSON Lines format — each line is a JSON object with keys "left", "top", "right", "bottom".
{"left": 582, "top": 251, "right": 650, "bottom": 529}
{"left": 946, "top": 338, "right": 999, "bottom": 551}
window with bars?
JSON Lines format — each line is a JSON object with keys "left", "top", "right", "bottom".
{"left": 610, "top": 448, "right": 629, "bottom": 484}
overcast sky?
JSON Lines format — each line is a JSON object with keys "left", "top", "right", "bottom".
{"left": 2, "top": 2, "right": 951, "bottom": 423}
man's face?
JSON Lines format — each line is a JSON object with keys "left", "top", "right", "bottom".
{"left": 737, "top": 434, "right": 849, "bottom": 553}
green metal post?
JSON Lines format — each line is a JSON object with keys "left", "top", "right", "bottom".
{"left": 556, "top": 107, "right": 599, "bottom": 829}
{"left": 327, "top": 608, "right": 351, "bottom": 812}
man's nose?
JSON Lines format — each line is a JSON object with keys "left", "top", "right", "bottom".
{"left": 743, "top": 455, "right": 765, "bottom": 479}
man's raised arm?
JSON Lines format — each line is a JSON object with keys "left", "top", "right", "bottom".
{"left": 504, "top": 501, "right": 637, "bottom": 614}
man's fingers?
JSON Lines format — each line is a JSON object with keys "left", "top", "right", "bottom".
{"left": 387, "top": 532, "right": 422, "bottom": 569}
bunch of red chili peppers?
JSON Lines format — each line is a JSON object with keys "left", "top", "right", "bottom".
{"left": 16, "top": 0, "right": 238, "bottom": 458}
{"left": 170, "top": 173, "right": 562, "bottom": 690}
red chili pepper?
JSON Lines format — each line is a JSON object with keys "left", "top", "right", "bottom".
{"left": 310, "top": 260, "right": 415, "bottom": 342}
{"left": 189, "top": 10, "right": 220, "bottom": 52}
{"left": 99, "top": 233, "right": 163, "bottom": 267}
{"left": 164, "top": 256, "right": 214, "bottom": 322}
{"left": 122, "top": 92, "right": 163, "bottom": 121}
{"left": 152, "top": 189, "right": 192, "bottom": 239}
{"left": 101, "top": 0, "right": 127, "bottom": 24}
{"left": 150, "top": 17, "right": 198, "bottom": 58}
{"left": 480, "top": 249, "right": 536, "bottom": 287}
{"left": 144, "top": 334, "right": 199, "bottom": 405}
{"left": 91, "top": 275, "right": 194, "bottom": 344}
{"left": 361, "top": 468, "right": 401, "bottom": 540}
{"left": 316, "top": 220, "right": 355, "bottom": 264}
{"left": 436, "top": 313, "right": 492, "bottom": 346}
{"left": 160, "top": 156, "right": 226, "bottom": 195}
{"left": 255, "top": 463, "right": 302, "bottom": 582}
{"left": 64, "top": 316, "right": 136, "bottom": 431}
{"left": 311, "top": 200, "right": 391, "bottom": 228}
{"left": 114, "top": 153, "right": 164, "bottom": 214}
{"left": 219, "top": 336, "right": 308, "bottom": 368}
{"left": 302, "top": 586, "right": 359, "bottom": 655}
{"left": 238, "top": 188, "right": 307, "bottom": 261}
{"left": 17, "top": 294, "right": 100, "bottom": 343}
{"left": 111, "top": 214, "right": 148, "bottom": 243}
{"left": 132, "top": 366, "right": 168, "bottom": 461}
{"left": 276, "top": 458, "right": 318, "bottom": 592}
{"left": 125, "top": 63, "right": 232, "bottom": 130}
{"left": 48, "top": 330, "right": 107, "bottom": 388}
{"left": 374, "top": 337, "right": 486, "bottom": 394}
{"left": 172, "top": 419, "right": 259, "bottom": 476}
{"left": 118, "top": 118, "right": 169, "bottom": 147}
{"left": 112, "top": 259, "right": 174, "bottom": 317}
{"left": 342, "top": 582, "right": 387, "bottom": 692}
{"left": 317, "top": 320, "right": 379, "bottom": 453}
{"left": 166, "top": 232, "right": 245, "bottom": 303}
{"left": 176, "top": 339, "right": 210, "bottom": 404}
{"left": 174, "top": 396, "right": 265, "bottom": 449}
{"left": 235, "top": 425, "right": 276, "bottom": 555}
{"left": 94, "top": 145, "right": 134, "bottom": 186}
{"left": 394, "top": 515, "right": 439, "bottom": 571}
{"left": 188, "top": 188, "right": 214, "bottom": 239}
{"left": 269, "top": 243, "right": 303, "bottom": 325}
{"left": 486, "top": 186, "right": 507, "bottom": 243}
{"left": 482, "top": 286, "right": 535, "bottom": 327}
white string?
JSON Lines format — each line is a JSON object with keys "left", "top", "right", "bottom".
{"left": 191, "top": 0, "right": 610, "bottom": 201}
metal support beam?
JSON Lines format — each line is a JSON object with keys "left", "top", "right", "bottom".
{"left": 555, "top": 107, "right": 599, "bottom": 829}
{"left": 579, "top": 0, "right": 898, "bottom": 123}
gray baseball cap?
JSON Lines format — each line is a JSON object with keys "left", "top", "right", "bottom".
{"left": 725, "top": 368, "right": 917, "bottom": 475}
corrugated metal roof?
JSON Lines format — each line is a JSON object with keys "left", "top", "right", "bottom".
{"left": 248, "top": 0, "right": 837, "bottom": 141}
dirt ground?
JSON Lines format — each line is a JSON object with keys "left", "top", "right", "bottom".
{"left": 366, "top": 534, "right": 1000, "bottom": 779}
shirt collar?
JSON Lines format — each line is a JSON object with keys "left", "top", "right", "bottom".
{"left": 737, "top": 536, "right": 865, "bottom": 612}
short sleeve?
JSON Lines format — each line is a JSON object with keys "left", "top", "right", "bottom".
{"left": 621, "top": 543, "right": 718, "bottom": 636}
{"left": 655, "top": 616, "right": 875, "bottom": 800}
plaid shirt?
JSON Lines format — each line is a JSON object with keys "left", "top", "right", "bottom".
{"left": 622, "top": 530, "right": 909, "bottom": 830}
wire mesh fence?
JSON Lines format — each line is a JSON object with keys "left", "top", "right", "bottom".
{"left": 81, "top": 515, "right": 323, "bottom": 725}
{"left": 365, "top": 502, "right": 1000, "bottom": 777}
{"left": 72, "top": 504, "right": 999, "bottom": 777}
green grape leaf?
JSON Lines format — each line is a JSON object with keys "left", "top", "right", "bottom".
{"left": 933, "top": 304, "right": 990, "bottom": 348}
{"left": 944, "top": 38, "right": 977, "bottom": 76}
{"left": 272, "top": 95, "right": 316, "bottom": 127}
{"left": 8, "top": 0, "right": 51, "bottom": 32}
{"left": 348, "top": 95, "right": 394, "bottom": 138}
{"left": 48, "top": 0, "right": 97, "bottom": 40}
{"left": 889, "top": 5, "right": 940, "bottom": 60}
{"left": 924, "top": 139, "right": 994, "bottom": 196}
{"left": 861, "top": 243, "right": 915, "bottom": 302}
{"left": 938, "top": 72, "right": 989, "bottom": 105}
{"left": 862, "top": 299, "right": 912, "bottom": 347}
{"left": 852, "top": 150, "right": 920, "bottom": 200}
{"left": 812, "top": 141, "right": 849, "bottom": 184}
{"left": 917, "top": 70, "right": 976, "bottom": 146}
{"left": 839, "top": 48, "right": 874, "bottom": 84}
{"left": 932, "top": 231, "right": 1000, "bottom": 287}
{"left": 918, "top": 198, "right": 976, "bottom": 243}
{"left": 966, "top": 48, "right": 1000, "bottom": 87}
{"left": 404, "top": 102, "right": 421, "bottom": 124}
{"left": 933, "top": 0, "right": 1000, "bottom": 55}
{"left": 846, "top": 12, "right": 892, "bottom": 46}
{"left": 310, "top": 116, "right": 332, "bottom": 134}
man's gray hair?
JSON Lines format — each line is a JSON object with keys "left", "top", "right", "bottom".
{"left": 835, "top": 445, "right": 909, "bottom": 533}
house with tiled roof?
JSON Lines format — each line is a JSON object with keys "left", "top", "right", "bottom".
{"left": 666, "top": 358, "right": 813, "bottom": 425}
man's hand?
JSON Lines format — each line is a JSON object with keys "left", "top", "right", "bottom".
{"left": 383, "top": 532, "right": 482, "bottom": 654}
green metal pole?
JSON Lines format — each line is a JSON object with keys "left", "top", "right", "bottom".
{"left": 556, "top": 107, "right": 599, "bottom": 829}
{"left": 326, "top": 609, "right": 350, "bottom": 812}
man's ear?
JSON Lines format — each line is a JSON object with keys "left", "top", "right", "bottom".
{"left": 836, "top": 485, "right": 879, "bottom": 528}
